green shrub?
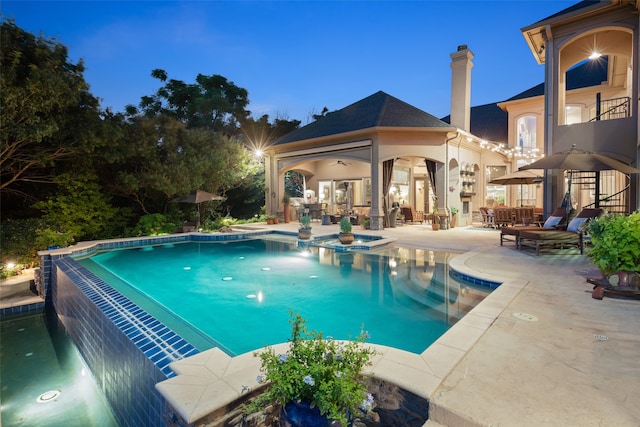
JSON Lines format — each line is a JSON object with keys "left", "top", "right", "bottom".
{"left": 340, "top": 216, "right": 352, "bottom": 233}
{"left": 587, "top": 211, "right": 640, "bottom": 275}
{"left": 0, "top": 218, "right": 42, "bottom": 270}
{"left": 132, "top": 214, "right": 176, "bottom": 236}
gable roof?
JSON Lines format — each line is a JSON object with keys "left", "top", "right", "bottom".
{"left": 274, "top": 91, "right": 451, "bottom": 145}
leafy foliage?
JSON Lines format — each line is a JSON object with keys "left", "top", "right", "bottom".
{"left": 1, "top": 19, "right": 103, "bottom": 197}
{"left": 0, "top": 218, "right": 42, "bottom": 267}
{"left": 248, "top": 312, "right": 376, "bottom": 425}
{"left": 32, "top": 174, "right": 130, "bottom": 244}
{"left": 587, "top": 211, "right": 640, "bottom": 275}
{"left": 134, "top": 69, "right": 250, "bottom": 135}
{"left": 299, "top": 215, "right": 312, "bottom": 230}
{"left": 340, "top": 217, "right": 352, "bottom": 234}
{"left": 131, "top": 213, "right": 176, "bottom": 236}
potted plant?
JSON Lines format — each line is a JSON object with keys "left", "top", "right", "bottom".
{"left": 338, "top": 217, "right": 354, "bottom": 245}
{"left": 361, "top": 217, "right": 371, "bottom": 230}
{"left": 247, "top": 312, "right": 377, "bottom": 426}
{"left": 587, "top": 211, "right": 640, "bottom": 290}
{"left": 449, "top": 207, "right": 458, "bottom": 229}
{"left": 283, "top": 193, "right": 291, "bottom": 223}
{"left": 298, "top": 215, "right": 312, "bottom": 239}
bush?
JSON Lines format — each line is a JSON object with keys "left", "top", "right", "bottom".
{"left": 132, "top": 214, "right": 176, "bottom": 236}
{"left": 0, "top": 218, "right": 42, "bottom": 269}
{"left": 340, "top": 216, "right": 352, "bottom": 233}
{"left": 587, "top": 211, "right": 640, "bottom": 275}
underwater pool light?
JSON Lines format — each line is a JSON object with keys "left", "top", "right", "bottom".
{"left": 37, "top": 390, "right": 61, "bottom": 403}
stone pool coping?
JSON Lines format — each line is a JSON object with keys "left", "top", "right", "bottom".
{"left": 154, "top": 250, "right": 527, "bottom": 424}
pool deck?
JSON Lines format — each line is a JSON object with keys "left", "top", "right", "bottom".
{"left": 3, "top": 223, "right": 638, "bottom": 426}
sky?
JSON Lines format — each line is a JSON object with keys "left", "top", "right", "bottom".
{"left": 3, "top": 0, "right": 577, "bottom": 124}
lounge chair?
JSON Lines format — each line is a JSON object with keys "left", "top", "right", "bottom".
{"left": 518, "top": 208, "right": 604, "bottom": 255}
{"left": 500, "top": 207, "right": 567, "bottom": 247}
{"left": 400, "top": 205, "right": 425, "bottom": 224}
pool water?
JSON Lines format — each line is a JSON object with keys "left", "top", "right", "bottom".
{"left": 78, "top": 237, "right": 491, "bottom": 355}
{"left": 0, "top": 309, "right": 119, "bottom": 427}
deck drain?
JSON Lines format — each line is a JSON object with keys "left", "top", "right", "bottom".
{"left": 513, "top": 312, "right": 538, "bottom": 322}
{"left": 594, "top": 334, "right": 608, "bottom": 341}
{"left": 37, "top": 390, "right": 61, "bottom": 403}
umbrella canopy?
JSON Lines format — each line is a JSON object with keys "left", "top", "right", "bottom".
{"left": 171, "top": 190, "right": 225, "bottom": 204}
{"left": 489, "top": 169, "right": 544, "bottom": 185}
{"left": 520, "top": 145, "right": 640, "bottom": 174}
{"left": 489, "top": 169, "right": 543, "bottom": 207}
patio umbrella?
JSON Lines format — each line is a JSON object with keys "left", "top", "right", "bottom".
{"left": 171, "top": 190, "right": 225, "bottom": 223}
{"left": 171, "top": 190, "right": 225, "bottom": 204}
{"left": 489, "top": 169, "right": 543, "bottom": 207}
{"left": 519, "top": 145, "right": 640, "bottom": 174}
{"left": 520, "top": 145, "right": 640, "bottom": 208}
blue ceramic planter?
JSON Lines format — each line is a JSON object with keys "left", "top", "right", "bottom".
{"left": 279, "top": 400, "right": 344, "bottom": 427}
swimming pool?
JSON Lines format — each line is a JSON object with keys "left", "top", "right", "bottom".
{"left": 76, "top": 236, "right": 492, "bottom": 355}
{"left": 0, "top": 309, "right": 119, "bottom": 427}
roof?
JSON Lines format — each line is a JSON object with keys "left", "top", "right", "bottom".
{"left": 525, "top": 0, "right": 604, "bottom": 28}
{"left": 505, "top": 56, "right": 608, "bottom": 102}
{"left": 274, "top": 91, "right": 451, "bottom": 145}
{"left": 441, "top": 103, "right": 508, "bottom": 143}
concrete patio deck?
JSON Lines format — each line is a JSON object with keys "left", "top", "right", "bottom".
{"left": 2, "top": 222, "right": 638, "bottom": 426}
{"left": 244, "top": 221, "right": 640, "bottom": 426}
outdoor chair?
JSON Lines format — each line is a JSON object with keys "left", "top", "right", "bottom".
{"left": 479, "top": 207, "right": 495, "bottom": 228}
{"left": 518, "top": 208, "right": 603, "bottom": 255}
{"left": 493, "top": 208, "right": 515, "bottom": 228}
{"left": 514, "top": 207, "right": 535, "bottom": 226}
{"left": 400, "top": 206, "right": 425, "bottom": 224}
{"left": 500, "top": 207, "right": 567, "bottom": 247}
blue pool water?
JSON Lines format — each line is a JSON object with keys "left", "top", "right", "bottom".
{"left": 0, "top": 309, "right": 119, "bottom": 427}
{"left": 77, "top": 237, "right": 491, "bottom": 355}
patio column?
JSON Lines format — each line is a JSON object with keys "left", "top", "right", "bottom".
{"left": 369, "top": 139, "right": 383, "bottom": 230}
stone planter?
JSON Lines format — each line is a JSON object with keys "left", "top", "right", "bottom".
{"left": 338, "top": 232, "right": 354, "bottom": 245}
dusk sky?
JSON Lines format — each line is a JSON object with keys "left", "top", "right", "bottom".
{"left": 3, "top": 1, "right": 576, "bottom": 123}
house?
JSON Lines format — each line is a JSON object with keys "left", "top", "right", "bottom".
{"left": 516, "top": 0, "right": 639, "bottom": 215}
{"left": 264, "top": 0, "right": 639, "bottom": 230}
{"left": 264, "top": 45, "right": 510, "bottom": 230}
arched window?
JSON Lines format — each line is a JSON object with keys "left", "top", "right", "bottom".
{"left": 516, "top": 116, "right": 537, "bottom": 152}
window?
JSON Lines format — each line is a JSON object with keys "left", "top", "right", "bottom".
{"left": 485, "top": 166, "right": 507, "bottom": 207}
{"left": 565, "top": 106, "right": 582, "bottom": 125}
{"left": 517, "top": 116, "right": 536, "bottom": 151}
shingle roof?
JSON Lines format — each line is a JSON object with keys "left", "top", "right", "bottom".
{"left": 274, "top": 91, "right": 451, "bottom": 145}
{"left": 505, "top": 56, "right": 608, "bottom": 102}
{"left": 526, "top": 1, "right": 603, "bottom": 28}
{"left": 441, "top": 103, "right": 508, "bottom": 143}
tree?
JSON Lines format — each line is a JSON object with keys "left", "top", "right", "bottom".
{"left": 103, "top": 114, "right": 260, "bottom": 215}
{"left": 132, "top": 69, "right": 251, "bottom": 135}
{"left": 32, "top": 173, "right": 130, "bottom": 245}
{"left": 0, "top": 20, "right": 103, "bottom": 201}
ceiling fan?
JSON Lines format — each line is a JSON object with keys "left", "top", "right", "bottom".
{"left": 331, "top": 160, "right": 351, "bottom": 167}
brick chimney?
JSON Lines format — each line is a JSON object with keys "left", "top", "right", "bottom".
{"left": 450, "top": 44, "right": 474, "bottom": 132}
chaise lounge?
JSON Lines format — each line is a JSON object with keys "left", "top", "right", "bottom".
{"left": 500, "top": 207, "right": 568, "bottom": 247}
{"left": 518, "top": 208, "right": 604, "bottom": 255}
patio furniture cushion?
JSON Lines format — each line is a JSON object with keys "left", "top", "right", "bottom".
{"left": 543, "top": 215, "right": 563, "bottom": 229}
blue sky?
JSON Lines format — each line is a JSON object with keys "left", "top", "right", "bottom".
{"left": 3, "top": 0, "right": 576, "bottom": 123}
